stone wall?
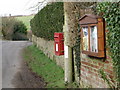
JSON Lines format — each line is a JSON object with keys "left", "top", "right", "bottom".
{"left": 32, "top": 35, "right": 64, "bottom": 69}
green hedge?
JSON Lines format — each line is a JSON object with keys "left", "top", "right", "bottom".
{"left": 30, "top": 2, "right": 64, "bottom": 40}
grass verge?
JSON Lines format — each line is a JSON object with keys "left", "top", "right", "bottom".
{"left": 23, "top": 45, "right": 65, "bottom": 88}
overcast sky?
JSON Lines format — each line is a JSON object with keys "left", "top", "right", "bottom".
{"left": 0, "top": 0, "right": 45, "bottom": 16}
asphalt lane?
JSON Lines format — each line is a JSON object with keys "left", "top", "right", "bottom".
{"left": 0, "top": 40, "right": 2, "bottom": 89}
{"left": 1, "top": 40, "right": 32, "bottom": 88}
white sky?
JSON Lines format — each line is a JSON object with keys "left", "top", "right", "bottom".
{"left": 0, "top": 0, "right": 117, "bottom": 16}
{"left": 0, "top": 0, "right": 45, "bottom": 16}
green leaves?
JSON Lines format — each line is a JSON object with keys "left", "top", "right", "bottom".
{"left": 96, "top": 2, "right": 111, "bottom": 16}
{"left": 13, "top": 21, "right": 27, "bottom": 34}
{"left": 97, "top": 2, "right": 120, "bottom": 87}
{"left": 30, "top": 2, "right": 64, "bottom": 40}
{"left": 2, "top": 17, "right": 27, "bottom": 40}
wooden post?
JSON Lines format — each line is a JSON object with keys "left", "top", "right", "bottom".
{"left": 63, "top": 2, "right": 81, "bottom": 84}
{"left": 63, "top": 2, "right": 97, "bottom": 85}
{"left": 64, "top": 2, "right": 81, "bottom": 84}
{"left": 64, "top": 44, "right": 73, "bottom": 83}
{"left": 63, "top": 2, "right": 73, "bottom": 84}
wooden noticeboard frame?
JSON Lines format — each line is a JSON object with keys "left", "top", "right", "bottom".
{"left": 79, "top": 14, "right": 105, "bottom": 58}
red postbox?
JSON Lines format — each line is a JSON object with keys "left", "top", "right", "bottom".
{"left": 54, "top": 33, "right": 64, "bottom": 56}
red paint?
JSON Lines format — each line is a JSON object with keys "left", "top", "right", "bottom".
{"left": 54, "top": 33, "right": 64, "bottom": 56}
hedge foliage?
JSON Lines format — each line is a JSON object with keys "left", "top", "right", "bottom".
{"left": 30, "top": 2, "right": 64, "bottom": 40}
{"left": 97, "top": 2, "right": 120, "bottom": 88}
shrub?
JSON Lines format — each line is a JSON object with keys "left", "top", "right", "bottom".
{"left": 30, "top": 2, "right": 64, "bottom": 40}
{"left": 13, "top": 21, "right": 27, "bottom": 34}
{"left": 12, "top": 32, "right": 28, "bottom": 41}
{"left": 2, "top": 17, "right": 27, "bottom": 40}
{"left": 2, "top": 17, "right": 16, "bottom": 40}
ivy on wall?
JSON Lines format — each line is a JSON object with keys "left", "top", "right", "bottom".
{"left": 97, "top": 2, "right": 120, "bottom": 88}
{"left": 30, "top": 2, "right": 64, "bottom": 40}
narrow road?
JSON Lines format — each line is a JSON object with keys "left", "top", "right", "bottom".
{"left": 2, "top": 40, "right": 32, "bottom": 88}
{"left": 0, "top": 40, "right": 2, "bottom": 89}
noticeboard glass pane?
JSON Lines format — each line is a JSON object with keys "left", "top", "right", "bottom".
{"left": 90, "top": 26, "right": 98, "bottom": 53}
{"left": 82, "top": 27, "right": 89, "bottom": 51}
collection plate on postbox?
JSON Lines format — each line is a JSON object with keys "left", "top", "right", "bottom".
{"left": 54, "top": 32, "right": 64, "bottom": 56}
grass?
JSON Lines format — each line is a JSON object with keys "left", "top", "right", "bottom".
{"left": 16, "top": 15, "right": 34, "bottom": 31}
{"left": 23, "top": 45, "right": 65, "bottom": 88}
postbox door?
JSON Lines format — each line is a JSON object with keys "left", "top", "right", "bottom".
{"left": 54, "top": 33, "right": 64, "bottom": 56}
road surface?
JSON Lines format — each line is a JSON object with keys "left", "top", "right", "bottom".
{"left": 1, "top": 40, "right": 32, "bottom": 88}
{"left": 0, "top": 40, "right": 2, "bottom": 89}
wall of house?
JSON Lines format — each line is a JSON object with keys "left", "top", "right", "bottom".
{"left": 32, "top": 35, "right": 64, "bottom": 69}
{"left": 80, "top": 52, "right": 114, "bottom": 88}
{"left": 79, "top": 9, "right": 114, "bottom": 88}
